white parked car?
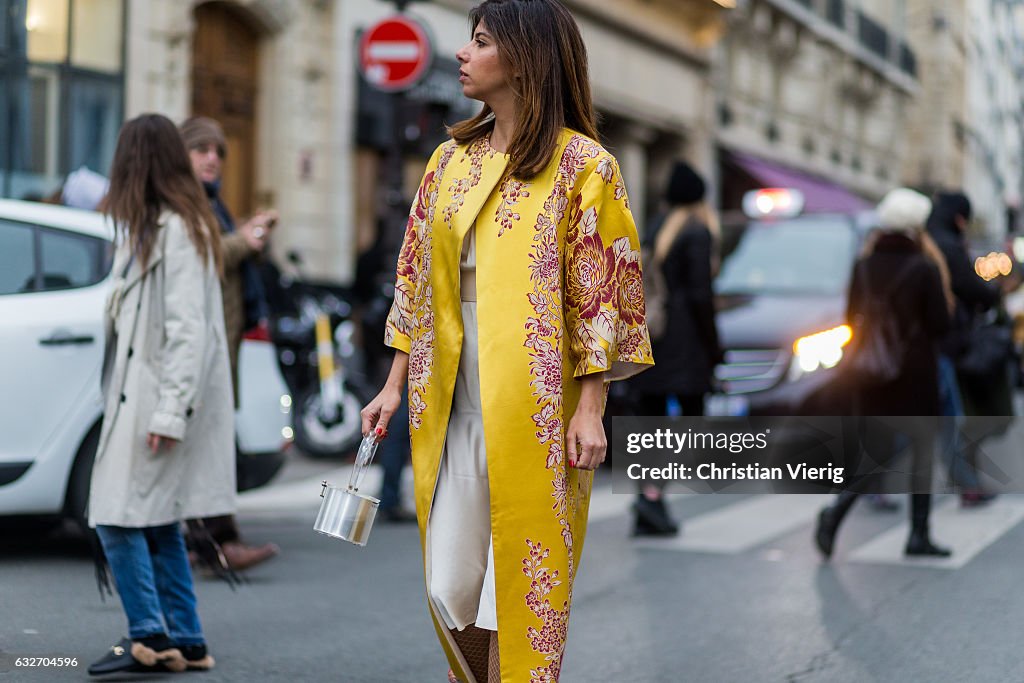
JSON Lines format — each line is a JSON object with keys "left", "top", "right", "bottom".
{"left": 0, "top": 199, "right": 291, "bottom": 530}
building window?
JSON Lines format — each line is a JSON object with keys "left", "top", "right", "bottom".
{"left": 0, "top": 0, "right": 9, "bottom": 53}
{"left": 71, "top": 0, "right": 122, "bottom": 72}
{"left": 899, "top": 41, "right": 917, "bottom": 78}
{"left": 26, "top": 0, "right": 68, "bottom": 63}
{"left": 1, "top": 0, "right": 125, "bottom": 200}
{"left": 826, "top": 0, "right": 844, "bottom": 29}
{"left": 857, "top": 11, "right": 889, "bottom": 61}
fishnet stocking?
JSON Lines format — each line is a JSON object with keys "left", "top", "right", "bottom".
{"left": 450, "top": 624, "right": 490, "bottom": 683}
{"left": 487, "top": 630, "right": 499, "bottom": 681}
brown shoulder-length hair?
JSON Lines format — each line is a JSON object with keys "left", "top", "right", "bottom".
{"left": 449, "top": 0, "right": 599, "bottom": 180}
{"left": 102, "top": 113, "right": 222, "bottom": 275}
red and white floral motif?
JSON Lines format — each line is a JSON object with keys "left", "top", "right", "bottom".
{"left": 443, "top": 138, "right": 495, "bottom": 230}
{"left": 385, "top": 142, "right": 459, "bottom": 429}
{"left": 520, "top": 134, "right": 604, "bottom": 680}
{"left": 614, "top": 237, "right": 646, "bottom": 326}
{"left": 528, "top": 230, "right": 561, "bottom": 288}
{"left": 596, "top": 155, "right": 629, "bottom": 206}
{"left": 596, "top": 156, "right": 616, "bottom": 184}
{"left": 531, "top": 403, "right": 562, "bottom": 448}
{"left": 550, "top": 473, "right": 569, "bottom": 516}
{"left": 523, "top": 539, "right": 569, "bottom": 683}
{"left": 496, "top": 178, "right": 530, "bottom": 237}
{"left": 565, "top": 212, "right": 615, "bottom": 320}
{"left": 614, "top": 175, "right": 629, "bottom": 206}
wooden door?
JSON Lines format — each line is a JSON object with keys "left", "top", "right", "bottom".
{"left": 191, "top": 2, "right": 260, "bottom": 218}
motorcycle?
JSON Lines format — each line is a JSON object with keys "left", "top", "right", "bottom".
{"left": 261, "top": 252, "right": 371, "bottom": 459}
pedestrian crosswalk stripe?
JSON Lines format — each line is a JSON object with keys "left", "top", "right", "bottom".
{"left": 239, "top": 469, "right": 1024, "bottom": 569}
{"left": 632, "top": 494, "right": 833, "bottom": 553}
{"left": 238, "top": 471, "right": 647, "bottom": 520}
{"left": 585, "top": 485, "right": 695, "bottom": 523}
{"left": 846, "top": 496, "right": 1024, "bottom": 569}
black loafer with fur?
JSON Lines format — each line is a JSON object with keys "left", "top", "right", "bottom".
{"left": 87, "top": 635, "right": 187, "bottom": 676}
{"left": 178, "top": 643, "right": 216, "bottom": 670}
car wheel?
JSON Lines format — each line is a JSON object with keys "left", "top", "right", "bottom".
{"left": 292, "top": 384, "right": 365, "bottom": 459}
{"left": 236, "top": 442, "right": 287, "bottom": 493}
{"left": 65, "top": 424, "right": 100, "bottom": 534}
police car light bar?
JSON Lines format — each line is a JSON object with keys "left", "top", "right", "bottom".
{"left": 742, "top": 188, "right": 806, "bottom": 219}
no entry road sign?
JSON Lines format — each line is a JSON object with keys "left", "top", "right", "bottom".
{"left": 359, "top": 16, "right": 433, "bottom": 92}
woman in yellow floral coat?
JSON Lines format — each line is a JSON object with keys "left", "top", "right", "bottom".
{"left": 360, "top": 1, "right": 653, "bottom": 681}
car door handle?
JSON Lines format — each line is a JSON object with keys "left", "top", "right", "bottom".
{"left": 39, "top": 333, "right": 95, "bottom": 346}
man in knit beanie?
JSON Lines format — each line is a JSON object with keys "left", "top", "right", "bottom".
{"left": 180, "top": 116, "right": 280, "bottom": 572}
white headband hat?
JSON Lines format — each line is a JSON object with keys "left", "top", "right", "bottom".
{"left": 61, "top": 166, "right": 109, "bottom": 211}
{"left": 876, "top": 188, "right": 932, "bottom": 234}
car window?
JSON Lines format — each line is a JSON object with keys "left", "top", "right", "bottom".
{"left": 39, "top": 227, "right": 107, "bottom": 290}
{"left": 0, "top": 221, "right": 37, "bottom": 294}
{"left": 716, "top": 218, "right": 858, "bottom": 295}
{"left": 0, "top": 219, "right": 111, "bottom": 295}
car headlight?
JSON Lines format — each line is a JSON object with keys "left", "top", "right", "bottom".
{"left": 789, "top": 325, "right": 852, "bottom": 379}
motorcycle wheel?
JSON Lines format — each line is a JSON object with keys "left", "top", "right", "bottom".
{"left": 292, "top": 383, "right": 366, "bottom": 459}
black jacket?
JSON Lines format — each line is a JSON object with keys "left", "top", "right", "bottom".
{"left": 847, "top": 235, "right": 950, "bottom": 415}
{"left": 633, "top": 217, "right": 721, "bottom": 397}
{"left": 925, "top": 219, "right": 999, "bottom": 356}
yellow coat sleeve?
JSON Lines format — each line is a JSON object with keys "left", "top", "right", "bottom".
{"left": 384, "top": 144, "right": 445, "bottom": 354}
{"left": 564, "top": 155, "right": 654, "bottom": 381}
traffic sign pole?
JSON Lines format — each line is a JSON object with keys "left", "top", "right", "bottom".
{"left": 361, "top": 13, "right": 435, "bottom": 306}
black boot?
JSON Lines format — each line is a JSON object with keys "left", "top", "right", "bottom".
{"left": 632, "top": 495, "right": 679, "bottom": 537}
{"left": 814, "top": 490, "right": 858, "bottom": 559}
{"left": 905, "top": 494, "right": 952, "bottom": 557}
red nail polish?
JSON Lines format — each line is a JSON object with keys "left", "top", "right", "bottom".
{"left": 569, "top": 459, "right": 576, "bottom": 467}
{"left": 375, "top": 427, "right": 383, "bottom": 435}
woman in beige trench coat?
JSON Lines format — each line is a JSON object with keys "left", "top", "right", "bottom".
{"left": 86, "top": 114, "right": 235, "bottom": 676}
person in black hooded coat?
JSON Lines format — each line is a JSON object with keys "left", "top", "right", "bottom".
{"left": 627, "top": 161, "right": 722, "bottom": 536}
{"left": 926, "top": 191, "right": 1005, "bottom": 504}
{"left": 926, "top": 192, "right": 1000, "bottom": 360}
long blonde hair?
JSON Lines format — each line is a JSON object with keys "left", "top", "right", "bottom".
{"left": 653, "top": 203, "right": 721, "bottom": 273}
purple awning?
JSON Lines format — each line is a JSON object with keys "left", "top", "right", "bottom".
{"left": 727, "top": 151, "right": 873, "bottom": 214}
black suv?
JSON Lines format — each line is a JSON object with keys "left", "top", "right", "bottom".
{"left": 709, "top": 193, "right": 876, "bottom": 416}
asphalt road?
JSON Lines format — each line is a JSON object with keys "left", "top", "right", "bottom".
{"left": 3, "top": 454, "right": 1024, "bottom": 682}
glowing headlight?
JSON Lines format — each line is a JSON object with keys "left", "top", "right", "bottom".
{"left": 791, "top": 325, "right": 852, "bottom": 375}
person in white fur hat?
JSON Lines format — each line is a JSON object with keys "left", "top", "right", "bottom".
{"left": 815, "top": 187, "right": 954, "bottom": 560}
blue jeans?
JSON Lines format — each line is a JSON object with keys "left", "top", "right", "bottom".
{"left": 378, "top": 393, "right": 410, "bottom": 511}
{"left": 95, "top": 524, "right": 205, "bottom": 645}
{"left": 936, "top": 354, "right": 981, "bottom": 490}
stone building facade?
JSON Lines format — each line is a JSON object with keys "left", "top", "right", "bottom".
{"left": 20, "top": 0, "right": 994, "bottom": 275}
{"left": 903, "top": 0, "right": 1024, "bottom": 237}
{"left": 714, "top": 0, "right": 919, "bottom": 213}
{"left": 119, "top": 0, "right": 729, "bottom": 280}
{"left": 124, "top": 0, "right": 345, "bottom": 275}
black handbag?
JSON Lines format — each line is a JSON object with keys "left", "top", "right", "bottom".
{"left": 845, "top": 261, "right": 917, "bottom": 386}
{"left": 957, "top": 320, "right": 1013, "bottom": 378}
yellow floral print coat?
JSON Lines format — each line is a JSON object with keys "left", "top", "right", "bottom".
{"left": 385, "top": 129, "right": 654, "bottom": 682}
